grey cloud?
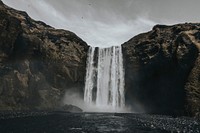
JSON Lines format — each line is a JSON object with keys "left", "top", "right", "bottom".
{"left": 2, "top": 0, "right": 200, "bottom": 47}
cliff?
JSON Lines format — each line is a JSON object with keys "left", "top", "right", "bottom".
{"left": 0, "top": 1, "right": 200, "bottom": 117}
{"left": 0, "top": 1, "right": 88, "bottom": 110}
{"left": 122, "top": 24, "right": 200, "bottom": 116}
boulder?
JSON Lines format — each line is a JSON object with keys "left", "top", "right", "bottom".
{"left": 58, "top": 104, "right": 83, "bottom": 113}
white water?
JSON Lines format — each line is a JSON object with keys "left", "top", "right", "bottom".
{"left": 84, "top": 46, "right": 125, "bottom": 112}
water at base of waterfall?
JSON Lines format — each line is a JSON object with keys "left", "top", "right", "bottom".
{"left": 84, "top": 46, "right": 125, "bottom": 111}
{"left": 0, "top": 112, "right": 199, "bottom": 133}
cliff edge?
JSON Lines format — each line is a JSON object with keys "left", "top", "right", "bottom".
{"left": 123, "top": 23, "right": 200, "bottom": 117}
{"left": 0, "top": 1, "right": 88, "bottom": 110}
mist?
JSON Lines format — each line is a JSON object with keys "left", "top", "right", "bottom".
{"left": 3, "top": 0, "right": 200, "bottom": 47}
{"left": 62, "top": 88, "right": 134, "bottom": 113}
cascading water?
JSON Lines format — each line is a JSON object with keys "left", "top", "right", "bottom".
{"left": 84, "top": 46, "right": 125, "bottom": 111}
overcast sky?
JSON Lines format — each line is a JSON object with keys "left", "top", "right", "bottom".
{"left": 2, "top": 0, "right": 200, "bottom": 47}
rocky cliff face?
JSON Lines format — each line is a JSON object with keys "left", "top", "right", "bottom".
{"left": 1, "top": 1, "right": 200, "bottom": 117}
{"left": 0, "top": 1, "right": 88, "bottom": 110}
{"left": 122, "top": 24, "right": 200, "bottom": 116}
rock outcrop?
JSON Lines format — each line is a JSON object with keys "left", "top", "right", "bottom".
{"left": 57, "top": 104, "right": 83, "bottom": 113}
{"left": 122, "top": 24, "right": 200, "bottom": 116}
{"left": 0, "top": 1, "right": 88, "bottom": 110}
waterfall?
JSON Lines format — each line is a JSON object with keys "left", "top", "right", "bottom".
{"left": 84, "top": 46, "right": 125, "bottom": 110}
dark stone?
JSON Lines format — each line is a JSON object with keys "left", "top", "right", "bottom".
{"left": 58, "top": 104, "right": 83, "bottom": 113}
{"left": 122, "top": 23, "right": 200, "bottom": 117}
{"left": 0, "top": 1, "right": 88, "bottom": 111}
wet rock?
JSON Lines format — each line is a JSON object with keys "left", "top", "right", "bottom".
{"left": 58, "top": 104, "right": 83, "bottom": 113}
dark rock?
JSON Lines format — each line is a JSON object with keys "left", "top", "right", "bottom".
{"left": 0, "top": 1, "right": 88, "bottom": 110}
{"left": 58, "top": 104, "right": 83, "bottom": 113}
{"left": 122, "top": 23, "right": 200, "bottom": 117}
